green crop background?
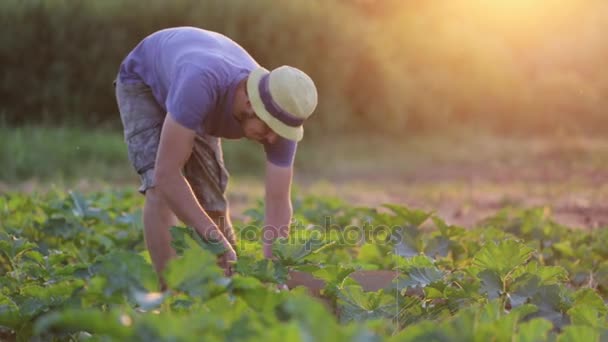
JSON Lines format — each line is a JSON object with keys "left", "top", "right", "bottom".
{"left": 0, "top": 190, "right": 606, "bottom": 340}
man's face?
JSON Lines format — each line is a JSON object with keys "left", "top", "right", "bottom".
{"left": 240, "top": 114, "right": 278, "bottom": 144}
{"left": 234, "top": 81, "right": 279, "bottom": 144}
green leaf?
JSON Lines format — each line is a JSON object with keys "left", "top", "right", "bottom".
{"left": 516, "top": 318, "right": 553, "bottom": 342}
{"left": 18, "top": 280, "right": 85, "bottom": 319}
{"left": 0, "top": 293, "right": 21, "bottom": 328}
{"left": 164, "top": 247, "right": 226, "bottom": 300}
{"left": 394, "top": 255, "right": 435, "bottom": 269}
{"left": 235, "top": 257, "right": 289, "bottom": 284}
{"left": 487, "top": 309, "right": 520, "bottom": 342}
{"left": 312, "top": 264, "right": 356, "bottom": 298}
{"left": 170, "top": 226, "right": 227, "bottom": 256}
{"left": 228, "top": 275, "right": 265, "bottom": 293}
{"left": 312, "top": 265, "right": 356, "bottom": 285}
{"left": 237, "top": 286, "right": 286, "bottom": 314}
{"left": 509, "top": 274, "right": 541, "bottom": 308}
{"left": 424, "top": 287, "right": 444, "bottom": 299}
{"left": 33, "top": 309, "right": 133, "bottom": 339}
{"left": 568, "top": 307, "right": 600, "bottom": 328}
{"left": 0, "top": 235, "right": 37, "bottom": 261}
{"left": 393, "top": 267, "right": 444, "bottom": 292}
{"left": 530, "top": 264, "right": 569, "bottom": 284}
{"left": 527, "top": 284, "right": 569, "bottom": 329}
{"left": 478, "top": 270, "right": 503, "bottom": 300}
{"left": 382, "top": 205, "right": 432, "bottom": 227}
{"left": 553, "top": 241, "right": 574, "bottom": 257}
{"left": 391, "top": 226, "right": 422, "bottom": 258}
{"left": 573, "top": 289, "right": 607, "bottom": 315}
{"left": 557, "top": 325, "right": 601, "bottom": 342}
{"left": 472, "top": 240, "right": 534, "bottom": 279}
{"left": 424, "top": 236, "right": 449, "bottom": 259}
{"left": 337, "top": 286, "right": 398, "bottom": 324}
{"left": 91, "top": 251, "right": 156, "bottom": 297}
{"left": 273, "top": 237, "right": 334, "bottom": 265}
{"left": 388, "top": 320, "right": 450, "bottom": 342}
{"left": 69, "top": 190, "right": 89, "bottom": 218}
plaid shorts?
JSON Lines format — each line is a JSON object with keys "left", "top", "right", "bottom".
{"left": 114, "top": 77, "right": 229, "bottom": 212}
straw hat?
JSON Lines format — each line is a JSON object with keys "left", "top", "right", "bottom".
{"left": 247, "top": 66, "right": 318, "bottom": 142}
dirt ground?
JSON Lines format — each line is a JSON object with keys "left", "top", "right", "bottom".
{"left": 228, "top": 135, "right": 608, "bottom": 229}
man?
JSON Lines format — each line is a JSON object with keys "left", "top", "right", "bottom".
{"left": 114, "top": 27, "right": 318, "bottom": 284}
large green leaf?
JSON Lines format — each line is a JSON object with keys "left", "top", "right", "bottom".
{"left": 525, "top": 284, "right": 569, "bottom": 329}
{"left": 0, "top": 293, "right": 21, "bottom": 328}
{"left": 280, "top": 292, "right": 370, "bottom": 341}
{"left": 513, "top": 262, "right": 568, "bottom": 284}
{"left": 572, "top": 289, "right": 607, "bottom": 315}
{"left": 337, "top": 286, "right": 398, "bottom": 324}
{"left": 516, "top": 318, "right": 553, "bottom": 342}
{"left": 17, "top": 280, "right": 85, "bottom": 321}
{"left": 509, "top": 274, "right": 541, "bottom": 308}
{"left": 391, "top": 226, "right": 422, "bottom": 258}
{"left": 388, "top": 320, "right": 451, "bottom": 342}
{"left": 472, "top": 240, "right": 534, "bottom": 278}
{"left": 557, "top": 325, "right": 601, "bottom": 342}
{"left": 567, "top": 307, "right": 602, "bottom": 329}
{"left": 164, "top": 248, "right": 226, "bottom": 300}
{"left": 0, "top": 234, "right": 37, "bottom": 262}
{"left": 424, "top": 236, "right": 449, "bottom": 259}
{"left": 312, "top": 264, "right": 356, "bottom": 299}
{"left": 393, "top": 266, "right": 444, "bottom": 293}
{"left": 478, "top": 269, "right": 503, "bottom": 300}
{"left": 90, "top": 251, "right": 157, "bottom": 297}
{"left": 33, "top": 308, "right": 133, "bottom": 339}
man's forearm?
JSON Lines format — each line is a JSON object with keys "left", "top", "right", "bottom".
{"left": 156, "top": 172, "right": 230, "bottom": 247}
{"left": 263, "top": 199, "right": 292, "bottom": 258}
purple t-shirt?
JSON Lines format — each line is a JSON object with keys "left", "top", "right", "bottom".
{"left": 118, "top": 27, "right": 297, "bottom": 167}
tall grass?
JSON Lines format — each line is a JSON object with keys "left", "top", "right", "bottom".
{"left": 2, "top": 1, "right": 608, "bottom": 135}
{"left": 0, "top": 126, "right": 129, "bottom": 182}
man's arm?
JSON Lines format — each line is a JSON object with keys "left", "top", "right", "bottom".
{"left": 154, "top": 114, "right": 236, "bottom": 255}
{"left": 262, "top": 161, "right": 294, "bottom": 259}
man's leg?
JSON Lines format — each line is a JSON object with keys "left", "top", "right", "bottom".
{"left": 115, "top": 77, "right": 176, "bottom": 289}
{"left": 143, "top": 188, "right": 178, "bottom": 286}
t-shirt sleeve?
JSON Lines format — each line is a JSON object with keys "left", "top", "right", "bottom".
{"left": 264, "top": 137, "right": 298, "bottom": 167}
{"left": 165, "top": 66, "right": 218, "bottom": 130}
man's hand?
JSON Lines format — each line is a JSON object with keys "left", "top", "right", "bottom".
{"left": 218, "top": 242, "right": 237, "bottom": 276}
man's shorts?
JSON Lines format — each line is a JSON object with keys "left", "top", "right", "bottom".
{"left": 114, "top": 77, "right": 229, "bottom": 212}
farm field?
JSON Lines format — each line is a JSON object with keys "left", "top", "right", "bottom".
{"left": 1, "top": 189, "right": 607, "bottom": 341}
{"left": 1, "top": 129, "right": 607, "bottom": 341}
